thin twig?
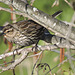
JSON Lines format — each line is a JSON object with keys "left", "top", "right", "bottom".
{"left": 31, "top": 51, "right": 43, "bottom": 75}
{"left": 0, "top": 6, "right": 27, "bottom": 17}
{"left": 45, "top": 55, "right": 75, "bottom": 75}
{"left": 12, "top": 69, "right": 15, "bottom": 75}
{"left": 64, "top": 0, "right": 73, "bottom": 8}
{"left": 65, "top": 11, "right": 75, "bottom": 74}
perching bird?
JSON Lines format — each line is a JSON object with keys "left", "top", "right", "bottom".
{"left": 0, "top": 10, "right": 62, "bottom": 48}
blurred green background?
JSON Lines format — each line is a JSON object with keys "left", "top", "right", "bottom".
{"left": 0, "top": 0, "right": 74, "bottom": 75}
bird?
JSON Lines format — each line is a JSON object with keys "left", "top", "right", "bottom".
{"left": 0, "top": 10, "right": 62, "bottom": 49}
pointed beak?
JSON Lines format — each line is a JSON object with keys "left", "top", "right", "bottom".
{"left": 0, "top": 26, "right": 4, "bottom": 36}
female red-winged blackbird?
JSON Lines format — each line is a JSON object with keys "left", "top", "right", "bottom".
{"left": 0, "top": 11, "right": 62, "bottom": 47}
{"left": 0, "top": 20, "right": 49, "bottom": 47}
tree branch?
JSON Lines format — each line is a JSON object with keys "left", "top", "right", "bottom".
{"left": 0, "top": 50, "right": 28, "bottom": 73}
{"left": 0, "top": 45, "right": 75, "bottom": 73}
{"left": 0, "top": 44, "right": 75, "bottom": 60}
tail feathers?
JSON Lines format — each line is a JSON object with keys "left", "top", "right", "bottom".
{"left": 52, "top": 10, "right": 63, "bottom": 18}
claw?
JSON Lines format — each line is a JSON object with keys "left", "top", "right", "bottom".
{"left": 32, "top": 45, "right": 38, "bottom": 52}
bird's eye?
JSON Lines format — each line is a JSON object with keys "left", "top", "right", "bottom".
{"left": 5, "top": 29, "right": 13, "bottom": 34}
{"left": 7, "top": 31, "right": 10, "bottom": 33}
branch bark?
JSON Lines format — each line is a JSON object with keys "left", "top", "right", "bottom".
{"left": 0, "top": 44, "right": 75, "bottom": 60}
{"left": 0, "top": 50, "right": 28, "bottom": 73}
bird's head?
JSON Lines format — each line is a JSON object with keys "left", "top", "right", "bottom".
{"left": 0, "top": 25, "right": 18, "bottom": 41}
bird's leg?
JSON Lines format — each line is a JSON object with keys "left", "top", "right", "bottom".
{"left": 12, "top": 50, "right": 15, "bottom": 62}
{"left": 13, "top": 45, "right": 25, "bottom": 55}
{"left": 35, "top": 41, "right": 39, "bottom": 52}
{"left": 12, "top": 46, "right": 25, "bottom": 63}
{"left": 32, "top": 40, "right": 39, "bottom": 52}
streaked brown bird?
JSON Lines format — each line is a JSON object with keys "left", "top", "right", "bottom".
{"left": 0, "top": 10, "right": 62, "bottom": 48}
